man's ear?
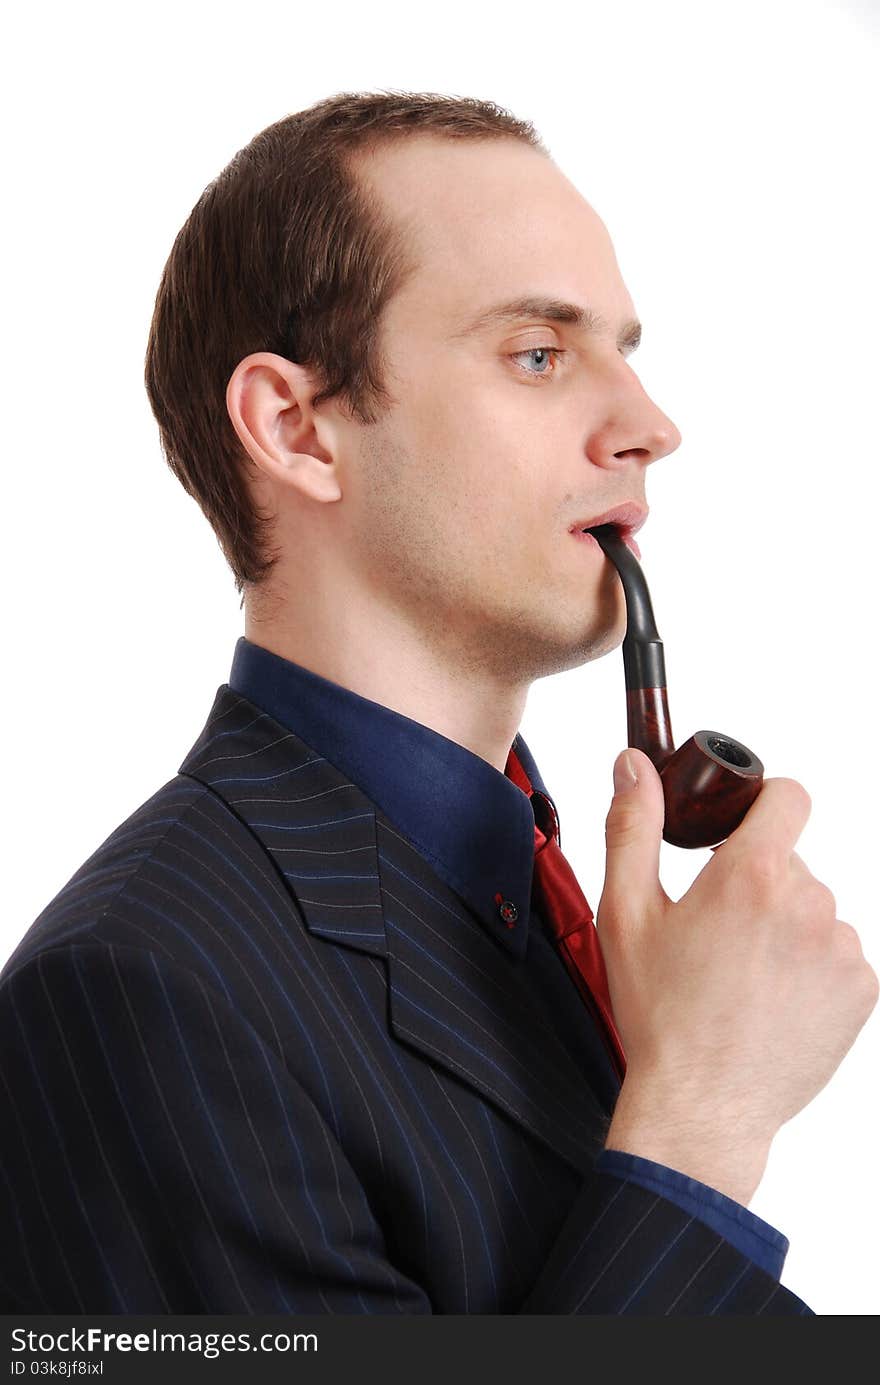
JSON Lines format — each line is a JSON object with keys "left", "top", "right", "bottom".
{"left": 225, "top": 351, "right": 344, "bottom": 504}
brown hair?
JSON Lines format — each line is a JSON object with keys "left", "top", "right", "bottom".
{"left": 143, "top": 90, "right": 548, "bottom": 606}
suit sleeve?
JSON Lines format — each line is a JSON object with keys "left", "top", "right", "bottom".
{"left": 593, "top": 1148, "right": 790, "bottom": 1280}
{"left": 517, "top": 1167, "right": 815, "bottom": 1314}
{"left": 0, "top": 942, "right": 430, "bottom": 1313}
{"left": 0, "top": 943, "right": 814, "bottom": 1314}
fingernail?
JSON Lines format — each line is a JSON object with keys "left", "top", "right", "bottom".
{"left": 614, "top": 751, "right": 638, "bottom": 793}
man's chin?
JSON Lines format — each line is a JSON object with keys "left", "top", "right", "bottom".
{"left": 514, "top": 618, "right": 624, "bottom": 682}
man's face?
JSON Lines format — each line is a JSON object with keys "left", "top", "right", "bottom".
{"left": 331, "top": 135, "right": 681, "bottom": 683}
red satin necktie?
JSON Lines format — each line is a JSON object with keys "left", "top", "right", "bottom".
{"left": 505, "top": 746, "right": 627, "bottom": 1084}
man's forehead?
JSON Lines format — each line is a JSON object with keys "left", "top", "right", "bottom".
{"left": 358, "top": 138, "right": 633, "bottom": 339}
{"left": 360, "top": 133, "right": 601, "bottom": 247}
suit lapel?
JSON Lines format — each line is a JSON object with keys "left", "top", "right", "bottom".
{"left": 179, "top": 684, "right": 610, "bottom": 1174}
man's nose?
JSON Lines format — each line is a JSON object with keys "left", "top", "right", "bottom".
{"left": 642, "top": 411, "right": 682, "bottom": 462}
{"left": 610, "top": 383, "right": 682, "bottom": 467}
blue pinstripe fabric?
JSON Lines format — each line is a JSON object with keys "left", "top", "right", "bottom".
{"left": 0, "top": 663, "right": 815, "bottom": 1313}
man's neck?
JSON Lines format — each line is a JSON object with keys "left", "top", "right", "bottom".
{"left": 242, "top": 612, "right": 528, "bottom": 774}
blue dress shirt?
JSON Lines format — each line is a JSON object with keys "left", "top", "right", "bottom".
{"left": 228, "top": 635, "right": 790, "bottom": 1280}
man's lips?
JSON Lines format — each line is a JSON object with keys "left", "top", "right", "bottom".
{"left": 572, "top": 527, "right": 641, "bottom": 559}
{"left": 568, "top": 502, "right": 648, "bottom": 560}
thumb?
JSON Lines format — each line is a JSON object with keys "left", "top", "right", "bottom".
{"left": 599, "top": 748, "right": 666, "bottom": 922}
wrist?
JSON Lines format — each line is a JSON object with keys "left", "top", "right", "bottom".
{"left": 604, "top": 1074, "right": 773, "bottom": 1206}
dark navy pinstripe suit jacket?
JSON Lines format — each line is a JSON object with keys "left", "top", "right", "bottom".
{"left": 0, "top": 683, "right": 813, "bottom": 1314}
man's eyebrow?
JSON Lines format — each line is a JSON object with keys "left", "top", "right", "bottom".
{"left": 448, "top": 295, "right": 642, "bottom": 352}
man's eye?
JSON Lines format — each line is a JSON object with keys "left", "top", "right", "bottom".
{"left": 509, "top": 346, "right": 567, "bottom": 378}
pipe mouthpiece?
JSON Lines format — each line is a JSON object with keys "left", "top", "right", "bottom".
{"left": 587, "top": 523, "right": 666, "bottom": 690}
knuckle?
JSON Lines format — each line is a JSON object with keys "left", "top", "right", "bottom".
{"left": 605, "top": 803, "right": 641, "bottom": 850}
{"left": 746, "top": 847, "right": 782, "bottom": 893}
{"left": 858, "top": 961, "right": 880, "bottom": 1013}
{"left": 795, "top": 887, "right": 835, "bottom": 940}
{"left": 837, "top": 919, "right": 860, "bottom": 944}
{"left": 780, "top": 777, "right": 812, "bottom": 817}
{"left": 811, "top": 880, "right": 837, "bottom": 918}
{"left": 834, "top": 920, "right": 862, "bottom": 956}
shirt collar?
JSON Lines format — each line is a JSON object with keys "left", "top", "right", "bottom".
{"left": 228, "top": 636, "right": 560, "bottom": 959}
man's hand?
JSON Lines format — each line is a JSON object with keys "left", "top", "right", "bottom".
{"left": 596, "top": 747, "right": 879, "bottom": 1203}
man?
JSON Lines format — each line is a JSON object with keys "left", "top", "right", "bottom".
{"left": 1, "top": 91, "right": 875, "bottom": 1314}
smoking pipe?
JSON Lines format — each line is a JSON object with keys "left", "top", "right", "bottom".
{"left": 588, "top": 522, "right": 764, "bottom": 849}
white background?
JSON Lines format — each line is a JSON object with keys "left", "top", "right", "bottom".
{"left": 3, "top": 0, "right": 877, "bottom": 1315}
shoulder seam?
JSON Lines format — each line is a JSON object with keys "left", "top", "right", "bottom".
{"left": 2, "top": 780, "right": 213, "bottom": 983}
